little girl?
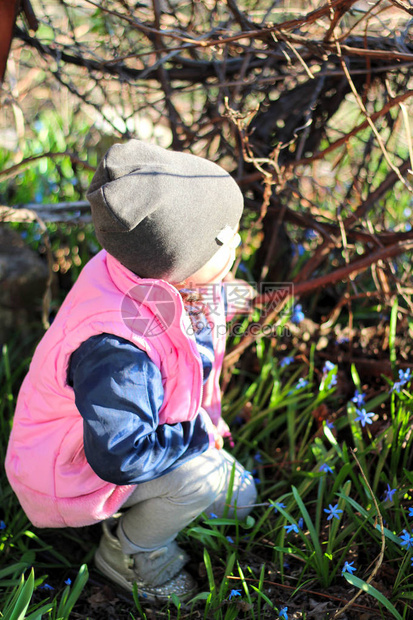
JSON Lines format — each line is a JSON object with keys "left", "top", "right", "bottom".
{"left": 6, "top": 140, "right": 257, "bottom": 602}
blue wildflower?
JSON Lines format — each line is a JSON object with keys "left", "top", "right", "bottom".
{"left": 209, "top": 512, "right": 218, "bottom": 519}
{"left": 354, "top": 409, "right": 374, "bottom": 427}
{"left": 305, "top": 229, "right": 317, "bottom": 239}
{"left": 64, "top": 578, "right": 72, "bottom": 586}
{"left": 408, "top": 507, "right": 413, "bottom": 518}
{"left": 284, "top": 523, "right": 299, "bottom": 534}
{"left": 280, "top": 356, "right": 294, "bottom": 368}
{"left": 400, "top": 369, "right": 412, "bottom": 382}
{"left": 292, "top": 244, "right": 305, "bottom": 257}
{"left": 298, "top": 517, "right": 304, "bottom": 529}
{"left": 226, "top": 536, "right": 234, "bottom": 544}
{"left": 254, "top": 452, "right": 263, "bottom": 463}
{"left": 325, "top": 420, "right": 335, "bottom": 430}
{"left": 323, "top": 361, "right": 336, "bottom": 374}
{"left": 272, "top": 502, "right": 286, "bottom": 514}
{"left": 342, "top": 561, "right": 356, "bottom": 575}
{"left": 352, "top": 390, "right": 366, "bottom": 407}
{"left": 383, "top": 484, "right": 397, "bottom": 503}
{"left": 289, "top": 378, "right": 309, "bottom": 394}
{"left": 400, "top": 530, "right": 413, "bottom": 549}
{"left": 324, "top": 504, "right": 343, "bottom": 521}
{"left": 279, "top": 607, "right": 289, "bottom": 620}
{"left": 336, "top": 335, "right": 350, "bottom": 344}
{"left": 0, "top": 521, "right": 6, "bottom": 530}
{"left": 291, "top": 304, "right": 304, "bottom": 324}
{"left": 39, "top": 583, "right": 54, "bottom": 591}
{"left": 319, "top": 463, "right": 334, "bottom": 474}
{"left": 392, "top": 368, "right": 412, "bottom": 393}
{"left": 296, "top": 378, "right": 309, "bottom": 390}
{"left": 228, "top": 588, "right": 242, "bottom": 600}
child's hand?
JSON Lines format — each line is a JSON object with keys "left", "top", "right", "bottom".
{"left": 214, "top": 434, "right": 224, "bottom": 450}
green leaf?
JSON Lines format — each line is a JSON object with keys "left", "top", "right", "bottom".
{"left": 7, "top": 569, "right": 35, "bottom": 620}
{"left": 56, "top": 564, "right": 89, "bottom": 619}
{"left": 343, "top": 573, "right": 403, "bottom": 620}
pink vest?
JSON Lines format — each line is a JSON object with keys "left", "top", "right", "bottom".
{"left": 5, "top": 251, "right": 227, "bottom": 528}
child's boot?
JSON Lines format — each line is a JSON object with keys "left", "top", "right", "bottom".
{"left": 94, "top": 518, "right": 197, "bottom": 603}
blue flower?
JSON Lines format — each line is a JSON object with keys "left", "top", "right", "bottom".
{"left": 64, "top": 578, "right": 72, "bottom": 586}
{"left": 280, "top": 356, "right": 294, "bottom": 368}
{"left": 325, "top": 420, "right": 335, "bottom": 430}
{"left": 354, "top": 409, "right": 374, "bottom": 427}
{"left": 319, "top": 463, "right": 334, "bottom": 474}
{"left": 226, "top": 536, "right": 234, "bottom": 544}
{"left": 399, "top": 368, "right": 412, "bottom": 383}
{"left": 292, "top": 244, "right": 305, "bottom": 257}
{"left": 383, "top": 484, "right": 397, "bottom": 503}
{"left": 408, "top": 507, "right": 413, "bottom": 518}
{"left": 342, "top": 561, "right": 356, "bottom": 575}
{"left": 272, "top": 502, "right": 286, "bottom": 514}
{"left": 296, "top": 378, "right": 309, "bottom": 390}
{"left": 305, "top": 229, "right": 317, "bottom": 240}
{"left": 352, "top": 390, "right": 366, "bottom": 407}
{"left": 336, "top": 335, "right": 349, "bottom": 344}
{"left": 279, "top": 607, "right": 289, "bottom": 620}
{"left": 289, "top": 378, "right": 309, "bottom": 394}
{"left": 291, "top": 304, "right": 304, "bottom": 324}
{"left": 392, "top": 369, "right": 412, "bottom": 393}
{"left": 39, "top": 583, "right": 54, "bottom": 591}
{"left": 400, "top": 529, "right": 413, "bottom": 549}
{"left": 324, "top": 504, "right": 343, "bottom": 521}
{"left": 228, "top": 588, "right": 242, "bottom": 600}
{"left": 284, "top": 523, "right": 299, "bottom": 534}
{"left": 209, "top": 512, "right": 218, "bottom": 519}
{"left": 0, "top": 521, "right": 6, "bottom": 530}
{"left": 298, "top": 517, "right": 304, "bottom": 529}
{"left": 254, "top": 452, "right": 263, "bottom": 463}
{"left": 411, "top": 556, "right": 413, "bottom": 567}
{"left": 323, "top": 361, "right": 336, "bottom": 374}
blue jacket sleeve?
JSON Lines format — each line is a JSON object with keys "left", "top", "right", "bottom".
{"left": 68, "top": 333, "right": 211, "bottom": 485}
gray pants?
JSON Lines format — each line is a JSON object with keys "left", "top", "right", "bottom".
{"left": 117, "top": 448, "right": 257, "bottom": 554}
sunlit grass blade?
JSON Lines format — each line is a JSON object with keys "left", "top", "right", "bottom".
{"left": 343, "top": 573, "right": 403, "bottom": 620}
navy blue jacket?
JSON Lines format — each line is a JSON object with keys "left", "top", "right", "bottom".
{"left": 68, "top": 319, "right": 215, "bottom": 485}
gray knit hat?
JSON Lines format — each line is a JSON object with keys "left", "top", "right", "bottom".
{"left": 86, "top": 140, "right": 244, "bottom": 282}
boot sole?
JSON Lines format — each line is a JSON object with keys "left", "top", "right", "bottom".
{"left": 94, "top": 548, "right": 196, "bottom": 604}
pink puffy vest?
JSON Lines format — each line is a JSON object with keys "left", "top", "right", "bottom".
{"left": 5, "top": 251, "right": 227, "bottom": 528}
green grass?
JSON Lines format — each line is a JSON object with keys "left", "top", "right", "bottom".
{"left": 1, "top": 308, "right": 413, "bottom": 619}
